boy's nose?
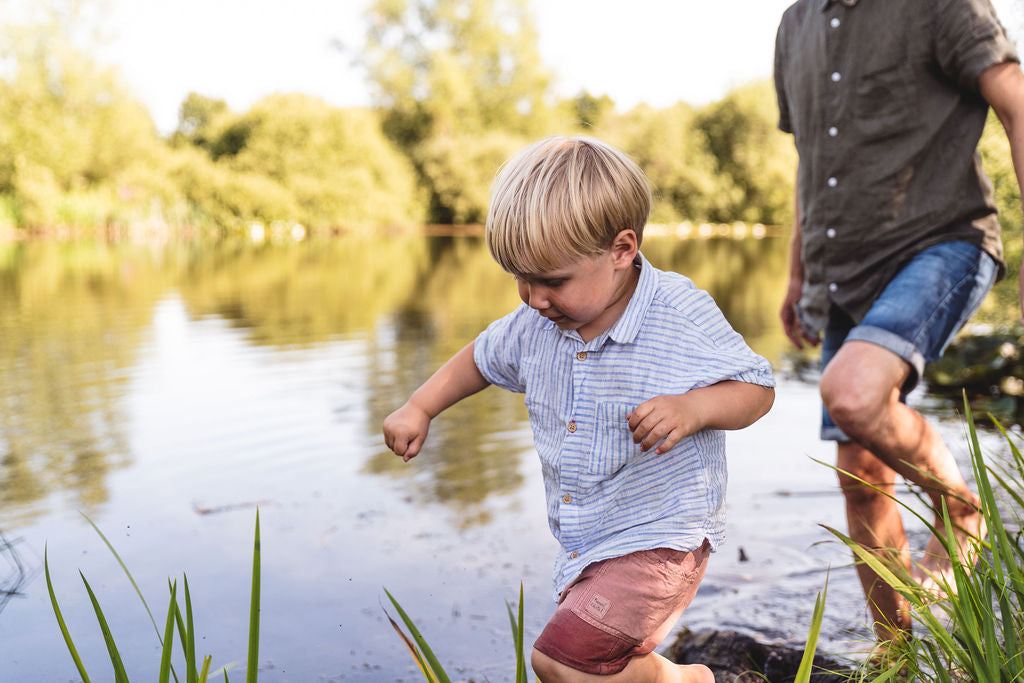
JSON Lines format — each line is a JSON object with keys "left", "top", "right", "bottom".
{"left": 522, "top": 283, "right": 549, "bottom": 310}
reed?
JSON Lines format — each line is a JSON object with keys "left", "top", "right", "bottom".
{"left": 800, "top": 396, "right": 1024, "bottom": 681}
{"left": 46, "top": 510, "right": 262, "bottom": 682}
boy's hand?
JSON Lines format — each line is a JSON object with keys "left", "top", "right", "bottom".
{"left": 628, "top": 394, "right": 705, "bottom": 455}
{"left": 383, "top": 402, "right": 431, "bottom": 462}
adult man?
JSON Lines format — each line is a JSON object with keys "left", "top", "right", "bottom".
{"left": 774, "top": 0, "right": 1024, "bottom": 642}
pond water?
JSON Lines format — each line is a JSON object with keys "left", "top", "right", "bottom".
{"left": 0, "top": 234, "right": 1014, "bottom": 681}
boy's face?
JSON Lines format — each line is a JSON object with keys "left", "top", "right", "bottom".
{"left": 515, "top": 230, "right": 639, "bottom": 343}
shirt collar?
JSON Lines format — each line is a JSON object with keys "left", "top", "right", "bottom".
{"left": 819, "top": 0, "right": 858, "bottom": 10}
{"left": 597, "top": 252, "right": 656, "bottom": 346}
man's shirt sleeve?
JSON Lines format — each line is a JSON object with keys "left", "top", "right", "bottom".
{"left": 934, "top": 0, "right": 1020, "bottom": 92}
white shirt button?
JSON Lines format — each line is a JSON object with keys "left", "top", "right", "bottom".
{"left": 830, "top": 17, "right": 841, "bottom": 28}
{"left": 828, "top": 126, "right": 839, "bottom": 137}
{"left": 826, "top": 228, "right": 837, "bottom": 238}
{"left": 831, "top": 71, "right": 842, "bottom": 82}
{"left": 827, "top": 177, "right": 838, "bottom": 187}
{"left": 828, "top": 283, "right": 838, "bottom": 293}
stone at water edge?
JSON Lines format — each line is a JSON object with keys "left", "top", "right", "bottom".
{"left": 663, "top": 628, "right": 853, "bottom": 683}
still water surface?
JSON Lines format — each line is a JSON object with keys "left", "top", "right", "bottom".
{"left": 0, "top": 235, "right": 1009, "bottom": 681}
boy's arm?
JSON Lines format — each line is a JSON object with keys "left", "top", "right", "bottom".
{"left": 627, "top": 381, "right": 775, "bottom": 455}
{"left": 383, "top": 341, "right": 490, "bottom": 462}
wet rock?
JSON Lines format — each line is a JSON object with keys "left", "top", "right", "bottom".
{"left": 664, "top": 628, "right": 853, "bottom": 682}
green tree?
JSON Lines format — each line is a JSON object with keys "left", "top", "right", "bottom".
{"left": 695, "top": 80, "right": 796, "bottom": 225}
{"left": 363, "top": 0, "right": 555, "bottom": 146}
{"left": 605, "top": 102, "right": 732, "bottom": 224}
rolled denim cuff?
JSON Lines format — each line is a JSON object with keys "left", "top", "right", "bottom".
{"left": 846, "top": 324, "right": 926, "bottom": 393}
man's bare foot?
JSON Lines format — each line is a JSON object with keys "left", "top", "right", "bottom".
{"left": 911, "top": 505, "right": 987, "bottom": 597}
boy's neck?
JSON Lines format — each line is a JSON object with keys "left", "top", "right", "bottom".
{"left": 577, "top": 260, "right": 641, "bottom": 343}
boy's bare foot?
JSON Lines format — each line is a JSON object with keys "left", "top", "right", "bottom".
{"left": 911, "top": 505, "right": 986, "bottom": 597}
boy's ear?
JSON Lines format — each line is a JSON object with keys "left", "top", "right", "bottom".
{"left": 610, "top": 229, "right": 639, "bottom": 267}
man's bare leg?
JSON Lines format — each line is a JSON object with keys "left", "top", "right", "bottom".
{"left": 821, "top": 341, "right": 985, "bottom": 589}
{"left": 531, "top": 649, "right": 713, "bottom": 683}
{"left": 837, "top": 441, "right": 912, "bottom": 639}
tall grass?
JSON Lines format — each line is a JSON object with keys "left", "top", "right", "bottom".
{"left": 800, "top": 397, "right": 1024, "bottom": 681}
{"left": 46, "top": 510, "right": 262, "bottom": 682}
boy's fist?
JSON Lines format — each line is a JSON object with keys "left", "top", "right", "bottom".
{"left": 383, "top": 403, "right": 431, "bottom": 462}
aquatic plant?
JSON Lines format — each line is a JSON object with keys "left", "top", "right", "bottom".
{"left": 801, "top": 396, "right": 1024, "bottom": 681}
{"left": 45, "top": 511, "right": 262, "bottom": 682}
{"left": 384, "top": 582, "right": 529, "bottom": 683}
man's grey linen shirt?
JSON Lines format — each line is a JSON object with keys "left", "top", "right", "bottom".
{"left": 774, "top": 0, "right": 1018, "bottom": 334}
{"left": 473, "top": 254, "right": 775, "bottom": 599}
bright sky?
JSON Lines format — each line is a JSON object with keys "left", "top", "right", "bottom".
{"left": 99, "top": 0, "right": 1024, "bottom": 135}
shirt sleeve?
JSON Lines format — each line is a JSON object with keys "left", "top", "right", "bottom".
{"left": 934, "top": 0, "right": 1020, "bottom": 93}
{"left": 666, "top": 287, "right": 777, "bottom": 391}
{"left": 473, "top": 304, "right": 530, "bottom": 394}
{"left": 774, "top": 17, "right": 793, "bottom": 134}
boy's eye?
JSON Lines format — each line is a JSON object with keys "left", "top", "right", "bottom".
{"left": 541, "top": 279, "right": 565, "bottom": 288}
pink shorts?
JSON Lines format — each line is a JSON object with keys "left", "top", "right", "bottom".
{"left": 533, "top": 541, "right": 711, "bottom": 675}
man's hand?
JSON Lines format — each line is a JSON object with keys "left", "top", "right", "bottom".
{"left": 628, "top": 394, "right": 705, "bottom": 455}
{"left": 383, "top": 402, "right": 431, "bottom": 462}
{"left": 780, "top": 279, "right": 820, "bottom": 349}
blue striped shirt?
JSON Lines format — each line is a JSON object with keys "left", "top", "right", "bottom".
{"left": 473, "top": 253, "right": 775, "bottom": 599}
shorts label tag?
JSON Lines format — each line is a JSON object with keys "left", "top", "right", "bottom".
{"left": 585, "top": 593, "right": 611, "bottom": 619}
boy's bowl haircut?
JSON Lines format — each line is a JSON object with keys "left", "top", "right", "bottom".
{"left": 486, "top": 136, "right": 652, "bottom": 276}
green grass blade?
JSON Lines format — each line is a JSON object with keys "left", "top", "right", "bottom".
{"left": 198, "top": 655, "right": 212, "bottom": 683}
{"left": 44, "top": 547, "right": 92, "bottom": 683}
{"left": 794, "top": 576, "right": 827, "bottom": 683}
{"left": 246, "top": 510, "right": 261, "bottom": 683}
{"left": 80, "top": 513, "right": 163, "bottom": 640}
{"left": 504, "top": 583, "right": 526, "bottom": 683}
{"left": 383, "top": 607, "right": 437, "bottom": 682}
{"left": 184, "top": 576, "right": 198, "bottom": 683}
{"left": 158, "top": 581, "right": 179, "bottom": 683}
{"left": 80, "top": 572, "right": 130, "bottom": 683}
{"left": 383, "top": 588, "right": 452, "bottom": 683}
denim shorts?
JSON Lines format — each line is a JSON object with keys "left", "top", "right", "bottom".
{"left": 820, "top": 240, "right": 997, "bottom": 442}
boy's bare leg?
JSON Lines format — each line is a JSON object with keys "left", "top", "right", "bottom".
{"left": 531, "top": 649, "right": 713, "bottom": 683}
{"left": 837, "top": 442, "right": 911, "bottom": 639}
{"left": 821, "top": 342, "right": 985, "bottom": 590}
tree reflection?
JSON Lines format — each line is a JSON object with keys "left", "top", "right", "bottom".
{"left": 0, "top": 242, "right": 168, "bottom": 526}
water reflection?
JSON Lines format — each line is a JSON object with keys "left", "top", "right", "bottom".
{"left": 0, "top": 242, "right": 170, "bottom": 524}
{"left": 0, "top": 234, "right": 1019, "bottom": 680}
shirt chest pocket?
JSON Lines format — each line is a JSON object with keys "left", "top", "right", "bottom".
{"left": 853, "top": 62, "right": 916, "bottom": 143}
{"left": 588, "top": 401, "right": 644, "bottom": 476}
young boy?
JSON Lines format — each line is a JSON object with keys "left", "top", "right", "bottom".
{"left": 383, "top": 136, "right": 775, "bottom": 682}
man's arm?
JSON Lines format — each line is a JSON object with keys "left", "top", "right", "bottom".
{"left": 979, "top": 61, "right": 1024, "bottom": 324}
{"left": 382, "top": 341, "right": 490, "bottom": 461}
{"left": 627, "top": 381, "right": 776, "bottom": 455}
{"left": 779, "top": 176, "right": 820, "bottom": 348}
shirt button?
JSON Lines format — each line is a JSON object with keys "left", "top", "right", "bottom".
{"left": 576, "top": 351, "right": 587, "bottom": 361}
{"left": 826, "top": 228, "right": 837, "bottom": 238}
{"left": 829, "top": 283, "right": 839, "bottom": 293}
{"left": 562, "top": 493, "right": 572, "bottom": 504}
{"left": 831, "top": 71, "right": 841, "bottom": 82}
{"left": 827, "top": 176, "right": 838, "bottom": 187}
{"left": 830, "top": 17, "right": 840, "bottom": 28}
{"left": 569, "top": 551, "right": 579, "bottom": 559}
{"left": 828, "top": 126, "right": 838, "bottom": 137}
{"left": 567, "top": 421, "right": 577, "bottom": 433}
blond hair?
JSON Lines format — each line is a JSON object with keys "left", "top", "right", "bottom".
{"left": 486, "top": 136, "right": 652, "bottom": 275}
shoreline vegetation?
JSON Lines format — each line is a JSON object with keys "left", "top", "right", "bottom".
{"left": 1, "top": 2, "right": 1018, "bottom": 258}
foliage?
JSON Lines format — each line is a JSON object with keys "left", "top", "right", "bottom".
{"left": 694, "top": 80, "right": 797, "bottom": 226}
{"left": 802, "top": 397, "right": 1024, "bottom": 681}
{"left": 46, "top": 511, "right": 262, "bottom": 682}
{"left": 384, "top": 583, "right": 528, "bottom": 683}
{"left": 605, "top": 102, "right": 733, "bottom": 224}
{"left": 363, "top": 0, "right": 555, "bottom": 147}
